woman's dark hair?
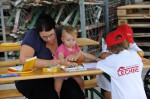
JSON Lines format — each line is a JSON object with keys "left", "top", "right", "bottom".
{"left": 35, "top": 14, "right": 56, "bottom": 32}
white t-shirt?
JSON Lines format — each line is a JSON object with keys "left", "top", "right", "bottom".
{"left": 96, "top": 50, "right": 147, "bottom": 99}
{"left": 98, "top": 42, "right": 143, "bottom": 91}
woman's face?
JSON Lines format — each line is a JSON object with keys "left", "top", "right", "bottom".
{"left": 40, "top": 29, "right": 56, "bottom": 44}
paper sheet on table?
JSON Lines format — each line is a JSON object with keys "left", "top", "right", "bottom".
{"left": 83, "top": 62, "right": 97, "bottom": 69}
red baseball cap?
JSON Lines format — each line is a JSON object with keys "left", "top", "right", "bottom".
{"left": 117, "top": 24, "right": 134, "bottom": 43}
{"left": 106, "top": 30, "right": 126, "bottom": 47}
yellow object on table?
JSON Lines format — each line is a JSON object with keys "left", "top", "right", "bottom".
{"left": 0, "top": 43, "right": 20, "bottom": 47}
{"left": 43, "top": 66, "right": 61, "bottom": 73}
{"left": 23, "top": 56, "right": 37, "bottom": 71}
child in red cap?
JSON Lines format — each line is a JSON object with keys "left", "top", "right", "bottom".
{"left": 99, "top": 24, "right": 145, "bottom": 99}
{"left": 101, "top": 24, "right": 144, "bottom": 59}
{"left": 117, "top": 24, "right": 144, "bottom": 57}
{"left": 96, "top": 30, "right": 147, "bottom": 99}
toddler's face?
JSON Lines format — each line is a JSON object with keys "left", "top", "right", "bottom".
{"left": 62, "top": 33, "right": 77, "bottom": 48}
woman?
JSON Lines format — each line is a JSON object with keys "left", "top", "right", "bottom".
{"left": 15, "top": 15, "right": 85, "bottom": 99}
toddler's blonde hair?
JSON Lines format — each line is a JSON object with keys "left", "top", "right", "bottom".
{"left": 62, "top": 26, "right": 78, "bottom": 38}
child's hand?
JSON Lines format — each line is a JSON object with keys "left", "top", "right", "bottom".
{"left": 137, "top": 51, "right": 144, "bottom": 57}
{"left": 100, "top": 52, "right": 112, "bottom": 59}
{"left": 66, "top": 55, "right": 78, "bottom": 62}
{"left": 96, "top": 58, "right": 101, "bottom": 61}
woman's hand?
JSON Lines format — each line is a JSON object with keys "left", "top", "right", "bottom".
{"left": 45, "top": 60, "right": 61, "bottom": 67}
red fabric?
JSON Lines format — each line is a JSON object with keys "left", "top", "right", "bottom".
{"left": 106, "top": 30, "right": 126, "bottom": 47}
{"left": 117, "top": 24, "right": 134, "bottom": 43}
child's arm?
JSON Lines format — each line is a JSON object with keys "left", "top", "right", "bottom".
{"left": 100, "top": 52, "right": 112, "bottom": 59}
{"left": 130, "top": 43, "right": 144, "bottom": 57}
{"left": 79, "top": 51, "right": 101, "bottom": 61}
{"left": 58, "top": 52, "right": 78, "bottom": 67}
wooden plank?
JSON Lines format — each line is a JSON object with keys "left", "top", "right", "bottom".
{"left": 134, "top": 33, "right": 150, "bottom": 37}
{"left": 118, "top": 18, "right": 150, "bottom": 27}
{"left": 144, "top": 52, "right": 150, "bottom": 56}
{"left": 118, "top": 14, "right": 150, "bottom": 17}
{"left": 136, "top": 42, "right": 150, "bottom": 47}
{"left": 0, "top": 89, "right": 23, "bottom": 98}
{"left": 0, "top": 59, "right": 20, "bottom": 67}
{"left": 117, "top": 9, "right": 127, "bottom": 16}
{"left": 84, "top": 78, "right": 98, "bottom": 89}
{"left": 77, "top": 38, "right": 99, "bottom": 46}
{"left": 143, "top": 59, "right": 150, "bottom": 68}
{"left": 118, "top": 18, "right": 150, "bottom": 26}
{"left": 117, "top": 4, "right": 150, "bottom": 17}
{"left": 0, "top": 69, "right": 103, "bottom": 82}
{"left": 0, "top": 78, "right": 98, "bottom": 98}
{"left": 0, "top": 38, "right": 99, "bottom": 52}
{"left": 117, "top": 5, "right": 150, "bottom": 9}
{"left": 0, "top": 67, "right": 8, "bottom": 74}
{"left": 118, "top": 16, "right": 150, "bottom": 19}
{"left": 129, "top": 24, "right": 150, "bottom": 28}
{"left": 0, "top": 46, "right": 20, "bottom": 52}
{"left": 0, "top": 59, "right": 150, "bottom": 82}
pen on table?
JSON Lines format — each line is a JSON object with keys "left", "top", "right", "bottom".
{"left": 0, "top": 74, "right": 20, "bottom": 78}
{"left": 52, "top": 55, "right": 56, "bottom": 60}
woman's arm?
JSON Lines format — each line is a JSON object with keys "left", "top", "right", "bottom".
{"left": 20, "top": 45, "right": 60, "bottom": 68}
{"left": 20, "top": 45, "right": 35, "bottom": 64}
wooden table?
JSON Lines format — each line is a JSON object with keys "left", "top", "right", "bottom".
{"left": 0, "top": 38, "right": 99, "bottom": 52}
{"left": 0, "top": 45, "right": 20, "bottom": 52}
{"left": 77, "top": 38, "right": 99, "bottom": 46}
{"left": 0, "top": 68, "right": 103, "bottom": 82}
{"left": 0, "top": 59, "right": 150, "bottom": 82}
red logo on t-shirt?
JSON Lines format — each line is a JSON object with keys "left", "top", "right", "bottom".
{"left": 117, "top": 65, "right": 139, "bottom": 76}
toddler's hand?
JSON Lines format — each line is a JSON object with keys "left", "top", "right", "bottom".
{"left": 70, "top": 62, "right": 78, "bottom": 67}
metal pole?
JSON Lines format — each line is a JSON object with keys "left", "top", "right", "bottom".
{"left": 79, "top": 0, "right": 88, "bottom": 52}
{"left": 105, "top": 0, "right": 109, "bottom": 36}
{"left": 79, "top": 0, "right": 86, "bottom": 37}
{"left": 0, "top": 1, "right": 8, "bottom": 60}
